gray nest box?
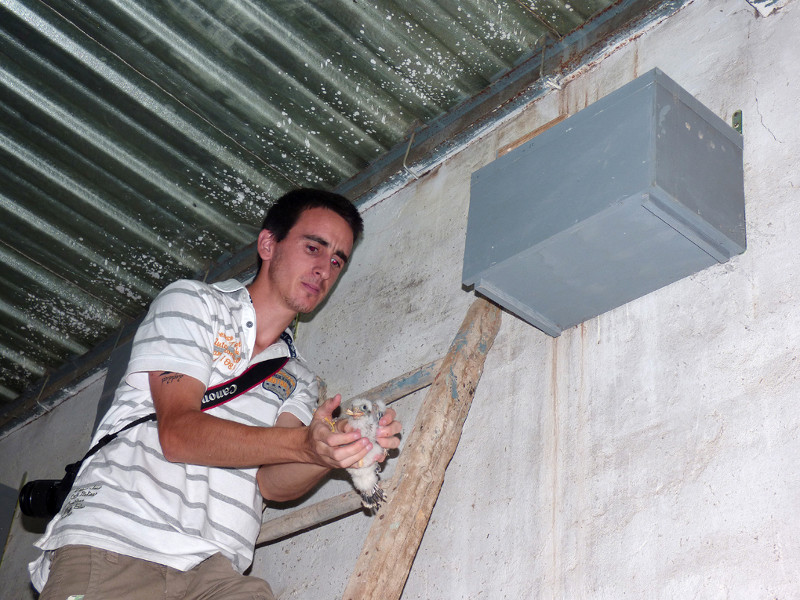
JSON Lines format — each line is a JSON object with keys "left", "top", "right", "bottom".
{"left": 462, "top": 68, "right": 745, "bottom": 336}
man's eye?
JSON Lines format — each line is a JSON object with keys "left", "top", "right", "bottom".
{"left": 306, "top": 244, "right": 318, "bottom": 253}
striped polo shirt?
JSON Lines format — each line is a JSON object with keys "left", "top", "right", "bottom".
{"left": 30, "top": 279, "right": 318, "bottom": 591}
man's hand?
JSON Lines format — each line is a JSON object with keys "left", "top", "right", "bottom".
{"left": 306, "top": 394, "right": 373, "bottom": 469}
{"left": 257, "top": 395, "right": 378, "bottom": 502}
{"left": 310, "top": 394, "right": 403, "bottom": 467}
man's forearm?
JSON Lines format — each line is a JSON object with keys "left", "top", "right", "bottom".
{"left": 257, "top": 462, "right": 330, "bottom": 502}
{"left": 151, "top": 370, "right": 318, "bottom": 468}
{"left": 158, "top": 409, "right": 316, "bottom": 467}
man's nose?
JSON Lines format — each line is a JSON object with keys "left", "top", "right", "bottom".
{"left": 314, "top": 256, "right": 331, "bottom": 279}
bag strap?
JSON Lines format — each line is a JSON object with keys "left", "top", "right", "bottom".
{"left": 81, "top": 355, "right": 289, "bottom": 463}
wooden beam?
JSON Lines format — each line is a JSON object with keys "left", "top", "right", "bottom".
{"left": 256, "top": 358, "right": 444, "bottom": 546}
{"left": 358, "top": 358, "right": 443, "bottom": 406}
{"left": 343, "top": 298, "right": 502, "bottom": 600}
{"left": 257, "top": 490, "right": 364, "bottom": 545}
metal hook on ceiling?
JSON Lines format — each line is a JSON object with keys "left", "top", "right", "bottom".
{"left": 403, "top": 128, "right": 420, "bottom": 180}
{"left": 539, "top": 34, "right": 548, "bottom": 79}
{"left": 538, "top": 34, "right": 562, "bottom": 90}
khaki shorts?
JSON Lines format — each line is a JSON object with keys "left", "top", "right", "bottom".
{"left": 38, "top": 545, "right": 275, "bottom": 600}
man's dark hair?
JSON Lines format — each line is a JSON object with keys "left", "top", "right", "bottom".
{"left": 256, "top": 188, "right": 363, "bottom": 271}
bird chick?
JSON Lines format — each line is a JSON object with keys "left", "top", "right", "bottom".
{"left": 339, "top": 397, "right": 388, "bottom": 511}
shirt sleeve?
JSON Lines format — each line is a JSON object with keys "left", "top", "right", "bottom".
{"left": 277, "top": 357, "right": 320, "bottom": 425}
{"left": 125, "top": 280, "right": 216, "bottom": 391}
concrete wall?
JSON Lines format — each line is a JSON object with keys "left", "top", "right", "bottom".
{"left": 0, "top": 372, "right": 105, "bottom": 598}
{"left": 3, "top": 0, "right": 799, "bottom": 597}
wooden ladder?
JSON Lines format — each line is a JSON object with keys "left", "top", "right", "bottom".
{"left": 257, "top": 298, "right": 502, "bottom": 599}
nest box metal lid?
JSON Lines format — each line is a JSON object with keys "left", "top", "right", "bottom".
{"left": 462, "top": 68, "right": 745, "bottom": 337}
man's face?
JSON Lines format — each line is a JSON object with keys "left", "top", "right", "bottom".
{"left": 263, "top": 207, "right": 355, "bottom": 314}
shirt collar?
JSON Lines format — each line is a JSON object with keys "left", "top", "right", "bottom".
{"left": 211, "top": 279, "right": 299, "bottom": 360}
{"left": 252, "top": 328, "right": 297, "bottom": 362}
{"left": 210, "top": 278, "right": 247, "bottom": 293}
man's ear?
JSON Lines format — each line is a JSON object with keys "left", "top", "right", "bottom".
{"left": 257, "top": 229, "right": 275, "bottom": 263}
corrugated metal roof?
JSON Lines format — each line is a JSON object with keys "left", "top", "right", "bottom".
{"left": 0, "top": 0, "right": 672, "bottom": 428}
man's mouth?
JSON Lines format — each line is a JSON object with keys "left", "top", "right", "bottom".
{"left": 301, "top": 281, "right": 322, "bottom": 295}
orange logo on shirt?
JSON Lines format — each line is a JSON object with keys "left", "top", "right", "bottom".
{"left": 213, "top": 332, "right": 243, "bottom": 370}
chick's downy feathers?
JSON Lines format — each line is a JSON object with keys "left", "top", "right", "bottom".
{"left": 339, "top": 397, "right": 387, "bottom": 511}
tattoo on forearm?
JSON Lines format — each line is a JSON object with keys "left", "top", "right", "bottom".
{"left": 159, "top": 371, "right": 185, "bottom": 385}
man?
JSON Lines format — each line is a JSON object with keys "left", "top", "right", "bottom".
{"left": 30, "top": 188, "right": 402, "bottom": 599}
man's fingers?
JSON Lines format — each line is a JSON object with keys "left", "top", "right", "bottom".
{"left": 318, "top": 435, "right": 371, "bottom": 469}
{"left": 338, "top": 438, "right": 372, "bottom": 469}
{"left": 314, "top": 394, "right": 341, "bottom": 421}
{"left": 378, "top": 407, "right": 397, "bottom": 427}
